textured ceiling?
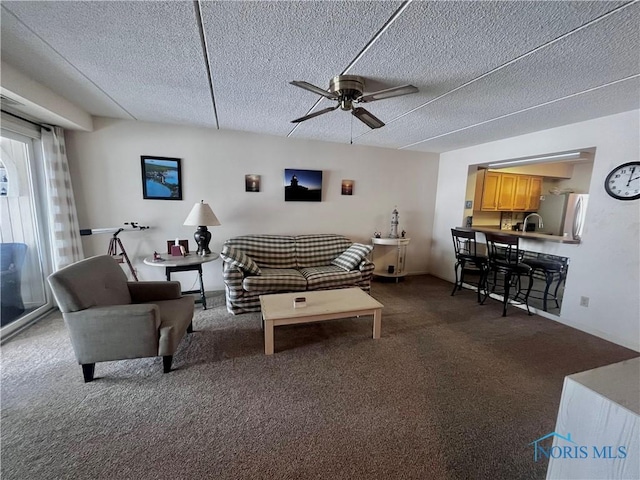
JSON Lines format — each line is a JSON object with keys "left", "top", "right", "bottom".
{"left": 1, "top": 0, "right": 638, "bottom": 153}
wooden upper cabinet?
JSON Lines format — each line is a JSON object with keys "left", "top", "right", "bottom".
{"left": 475, "top": 170, "right": 544, "bottom": 212}
{"left": 527, "top": 176, "right": 542, "bottom": 210}
{"left": 497, "top": 174, "right": 517, "bottom": 210}
{"left": 513, "top": 176, "right": 531, "bottom": 211}
{"left": 479, "top": 171, "right": 501, "bottom": 210}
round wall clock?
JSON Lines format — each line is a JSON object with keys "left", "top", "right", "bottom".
{"left": 604, "top": 161, "right": 640, "bottom": 200}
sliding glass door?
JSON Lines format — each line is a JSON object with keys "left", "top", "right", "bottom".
{"left": 0, "top": 130, "right": 52, "bottom": 337}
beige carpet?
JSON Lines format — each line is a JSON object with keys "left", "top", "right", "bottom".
{"left": 1, "top": 275, "right": 637, "bottom": 480}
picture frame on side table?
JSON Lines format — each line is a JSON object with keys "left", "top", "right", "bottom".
{"left": 141, "top": 156, "right": 182, "bottom": 200}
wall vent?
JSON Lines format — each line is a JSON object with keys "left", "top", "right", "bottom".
{"left": 0, "top": 95, "right": 24, "bottom": 107}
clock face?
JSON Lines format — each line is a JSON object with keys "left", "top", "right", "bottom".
{"left": 604, "top": 162, "right": 640, "bottom": 200}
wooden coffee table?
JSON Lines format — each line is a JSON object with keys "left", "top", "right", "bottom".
{"left": 259, "top": 288, "right": 383, "bottom": 355}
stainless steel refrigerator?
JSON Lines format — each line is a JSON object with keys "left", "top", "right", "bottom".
{"left": 536, "top": 193, "right": 589, "bottom": 239}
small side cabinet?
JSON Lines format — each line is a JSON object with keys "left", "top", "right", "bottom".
{"left": 371, "top": 237, "right": 410, "bottom": 282}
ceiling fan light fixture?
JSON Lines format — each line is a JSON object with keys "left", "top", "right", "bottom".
{"left": 352, "top": 107, "right": 385, "bottom": 129}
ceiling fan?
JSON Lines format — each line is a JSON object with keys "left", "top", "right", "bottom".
{"left": 290, "top": 75, "right": 418, "bottom": 129}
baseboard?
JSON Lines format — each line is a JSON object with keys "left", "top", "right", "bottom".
{"left": 533, "top": 310, "right": 640, "bottom": 353}
{"left": 0, "top": 307, "right": 56, "bottom": 344}
{"left": 449, "top": 275, "right": 640, "bottom": 353}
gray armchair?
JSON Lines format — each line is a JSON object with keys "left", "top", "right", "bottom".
{"left": 47, "top": 255, "right": 194, "bottom": 382}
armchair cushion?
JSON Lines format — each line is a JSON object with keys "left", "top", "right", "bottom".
{"left": 331, "top": 243, "right": 374, "bottom": 272}
{"left": 220, "top": 246, "right": 261, "bottom": 276}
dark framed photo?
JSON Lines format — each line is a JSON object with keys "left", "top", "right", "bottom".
{"left": 245, "top": 174, "right": 261, "bottom": 192}
{"left": 341, "top": 179, "right": 354, "bottom": 195}
{"left": 284, "top": 168, "right": 322, "bottom": 202}
{"left": 141, "top": 156, "right": 182, "bottom": 200}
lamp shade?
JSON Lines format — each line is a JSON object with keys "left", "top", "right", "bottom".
{"left": 183, "top": 200, "right": 221, "bottom": 226}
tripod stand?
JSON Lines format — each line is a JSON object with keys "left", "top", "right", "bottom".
{"left": 107, "top": 228, "right": 138, "bottom": 281}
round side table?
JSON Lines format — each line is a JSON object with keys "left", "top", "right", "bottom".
{"left": 143, "top": 254, "right": 219, "bottom": 309}
{"left": 371, "top": 237, "right": 411, "bottom": 282}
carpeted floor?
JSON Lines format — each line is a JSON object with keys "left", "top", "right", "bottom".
{"left": 1, "top": 275, "right": 637, "bottom": 480}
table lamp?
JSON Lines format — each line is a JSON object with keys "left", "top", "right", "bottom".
{"left": 183, "top": 200, "right": 221, "bottom": 255}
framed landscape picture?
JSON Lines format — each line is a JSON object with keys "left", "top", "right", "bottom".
{"left": 141, "top": 156, "right": 182, "bottom": 200}
{"left": 284, "top": 169, "right": 322, "bottom": 202}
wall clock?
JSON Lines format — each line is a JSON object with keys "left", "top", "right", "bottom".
{"left": 604, "top": 161, "right": 640, "bottom": 200}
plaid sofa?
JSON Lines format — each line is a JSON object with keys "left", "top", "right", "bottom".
{"left": 222, "top": 234, "right": 375, "bottom": 314}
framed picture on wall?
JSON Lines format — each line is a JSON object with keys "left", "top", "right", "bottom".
{"left": 141, "top": 156, "right": 182, "bottom": 200}
{"left": 284, "top": 169, "right": 322, "bottom": 202}
{"left": 245, "top": 174, "right": 261, "bottom": 192}
{"left": 341, "top": 179, "right": 354, "bottom": 195}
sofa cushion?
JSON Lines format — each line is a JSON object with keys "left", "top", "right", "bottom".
{"left": 299, "top": 266, "right": 361, "bottom": 290}
{"left": 331, "top": 243, "right": 373, "bottom": 271}
{"left": 220, "top": 246, "right": 261, "bottom": 276}
{"left": 295, "top": 234, "right": 353, "bottom": 268}
{"left": 242, "top": 268, "right": 307, "bottom": 293}
{"left": 223, "top": 235, "right": 296, "bottom": 269}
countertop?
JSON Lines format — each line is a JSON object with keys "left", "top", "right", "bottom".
{"left": 468, "top": 226, "right": 581, "bottom": 244}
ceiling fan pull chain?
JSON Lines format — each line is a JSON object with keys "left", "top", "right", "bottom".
{"left": 350, "top": 114, "right": 353, "bottom": 145}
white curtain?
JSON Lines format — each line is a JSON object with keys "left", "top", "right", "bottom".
{"left": 41, "top": 126, "right": 84, "bottom": 270}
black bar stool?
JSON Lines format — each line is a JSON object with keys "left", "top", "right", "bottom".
{"left": 521, "top": 252, "right": 568, "bottom": 311}
{"left": 482, "top": 232, "right": 534, "bottom": 316}
{"left": 451, "top": 228, "right": 488, "bottom": 302}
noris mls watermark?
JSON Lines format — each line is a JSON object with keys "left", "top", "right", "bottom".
{"left": 529, "top": 432, "right": 628, "bottom": 462}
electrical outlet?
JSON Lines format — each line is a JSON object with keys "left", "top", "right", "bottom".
{"left": 580, "top": 296, "right": 590, "bottom": 307}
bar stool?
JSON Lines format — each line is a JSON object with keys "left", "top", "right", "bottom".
{"left": 451, "top": 228, "right": 488, "bottom": 302}
{"left": 521, "top": 252, "right": 567, "bottom": 311}
{"left": 482, "top": 232, "right": 534, "bottom": 316}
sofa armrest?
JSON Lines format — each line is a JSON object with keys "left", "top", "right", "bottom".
{"left": 359, "top": 258, "right": 375, "bottom": 280}
{"left": 222, "top": 262, "right": 245, "bottom": 299}
{"left": 63, "top": 304, "right": 160, "bottom": 364}
{"left": 128, "top": 281, "right": 181, "bottom": 303}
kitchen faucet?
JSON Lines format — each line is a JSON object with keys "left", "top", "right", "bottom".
{"left": 523, "top": 213, "right": 544, "bottom": 230}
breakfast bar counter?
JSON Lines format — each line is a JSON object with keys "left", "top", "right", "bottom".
{"left": 469, "top": 227, "right": 581, "bottom": 244}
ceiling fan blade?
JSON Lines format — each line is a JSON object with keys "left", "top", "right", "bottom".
{"left": 290, "top": 81, "right": 339, "bottom": 99}
{"left": 291, "top": 105, "right": 339, "bottom": 123}
{"left": 352, "top": 107, "right": 385, "bottom": 129}
{"left": 357, "top": 84, "right": 419, "bottom": 103}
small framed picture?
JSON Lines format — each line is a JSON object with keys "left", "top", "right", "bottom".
{"left": 341, "top": 179, "right": 354, "bottom": 195}
{"left": 141, "top": 156, "right": 182, "bottom": 200}
{"left": 245, "top": 174, "right": 261, "bottom": 192}
{"left": 166, "top": 240, "right": 189, "bottom": 255}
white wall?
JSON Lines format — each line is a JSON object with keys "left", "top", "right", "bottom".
{"left": 65, "top": 117, "right": 439, "bottom": 290}
{"left": 431, "top": 110, "right": 640, "bottom": 352}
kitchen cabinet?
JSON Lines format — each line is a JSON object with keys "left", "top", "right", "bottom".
{"left": 475, "top": 171, "right": 501, "bottom": 210}
{"left": 527, "top": 176, "right": 542, "bottom": 210}
{"left": 497, "top": 173, "right": 517, "bottom": 210}
{"left": 474, "top": 169, "right": 542, "bottom": 212}
{"left": 513, "top": 176, "right": 531, "bottom": 211}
